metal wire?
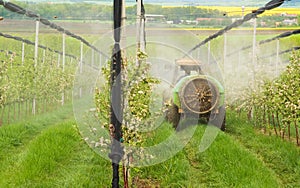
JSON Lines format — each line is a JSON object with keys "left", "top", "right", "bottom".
{"left": 227, "top": 29, "right": 300, "bottom": 57}
{"left": 0, "top": 0, "right": 106, "bottom": 57}
{"left": 185, "top": 0, "right": 287, "bottom": 56}
{"left": 0, "top": 32, "right": 78, "bottom": 60}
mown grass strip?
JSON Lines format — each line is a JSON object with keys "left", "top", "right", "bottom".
{"left": 132, "top": 121, "right": 280, "bottom": 187}
{"left": 185, "top": 126, "right": 280, "bottom": 187}
{"left": 0, "top": 121, "right": 112, "bottom": 187}
{"left": 1, "top": 104, "right": 299, "bottom": 187}
{"left": 0, "top": 102, "right": 74, "bottom": 176}
{"left": 226, "top": 110, "right": 300, "bottom": 187}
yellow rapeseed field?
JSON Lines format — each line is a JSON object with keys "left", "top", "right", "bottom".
{"left": 196, "top": 6, "right": 300, "bottom": 16}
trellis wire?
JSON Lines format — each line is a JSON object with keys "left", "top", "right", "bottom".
{"left": 0, "top": 0, "right": 105, "bottom": 57}
{"left": 0, "top": 0, "right": 107, "bottom": 122}
{"left": 215, "top": 28, "right": 300, "bottom": 71}
{"left": 227, "top": 28, "right": 300, "bottom": 57}
{"left": 185, "top": 0, "right": 287, "bottom": 56}
{"left": 0, "top": 32, "right": 78, "bottom": 60}
{"left": 260, "top": 46, "right": 300, "bottom": 59}
{"left": 0, "top": 49, "right": 14, "bottom": 55}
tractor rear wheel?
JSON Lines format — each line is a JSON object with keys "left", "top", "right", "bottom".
{"left": 166, "top": 103, "right": 180, "bottom": 129}
{"left": 209, "top": 106, "right": 226, "bottom": 131}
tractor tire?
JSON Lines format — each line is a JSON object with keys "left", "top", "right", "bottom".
{"left": 166, "top": 103, "right": 180, "bottom": 129}
{"left": 209, "top": 106, "right": 226, "bottom": 131}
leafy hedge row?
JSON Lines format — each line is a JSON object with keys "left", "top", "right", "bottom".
{"left": 95, "top": 53, "right": 160, "bottom": 147}
{"left": 0, "top": 52, "right": 75, "bottom": 106}
{"left": 242, "top": 51, "right": 300, "bottom": 145}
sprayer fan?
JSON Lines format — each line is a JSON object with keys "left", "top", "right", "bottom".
{"left": 180, "top": 78, "right": 219, "bottom": 114}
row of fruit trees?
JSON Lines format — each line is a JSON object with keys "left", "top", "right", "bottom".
{"left": 238, "top": 52, "right": 300, "bottom": 145}
{"left": 0, "top": 43, "right": 76, "bottom": 124}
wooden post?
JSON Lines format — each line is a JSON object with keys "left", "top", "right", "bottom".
{"left": 79, "top": 42, "right": 83, "bottom": 98}
{"left": 62, "top": 33, "right": 66, "bottom": 72}
{"left": 80, "top": 42, "right": 83, "bottom": 74}
{"left": 121, "top": 0, "right": 126, "bottom": 52}
{"left": 207, "top": 41, "right": 211, "bottom": 64}
{"left": 252, "top": 18, "right": 257, "bottom": 86}
{"left": 91, "top": 49, "right": 95, "bottom": 67}
{"left": 99, "top": 53, "right": 102, "bottom": 67}
{"left": 276, "top": 39, "right": 280, "bottom": 77}
{"left": 136, "top": 0, "right": 142, "bottom": 65}
{"left": 238, "top": 51, "right": 241, "bottom": 69}
{"left": 33, "top": 19, "right": 40, "bottom": 115}
{"left": 21, "top": 42, "right": 25, "bottom": 65}
{"left": 223, "top": 32, "right": 227, "bottom": 73}
{"left": 57, "top": 54, "right": 61, "bottom": 67}
{"left": 140, "top": 11, "right": 145, "bottom": 52}
{"left": 42, "top": 49, "right": 46, "bottom": 64}
{"left": 62, "top": 33, "right": 66, "bottom": 105}
{"left": 34, "top": 20, "right": 39, "bottom": 68}
{"left": 251, "top": 17, "right": 257, "bottom": 119}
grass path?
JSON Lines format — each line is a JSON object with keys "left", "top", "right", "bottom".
{"left": 0, "top": 103, "right": 112, "bottom": 187}
{"left": 226, "top": 112, "right": 300, "bottom": 187}
{"left": 0, "top": 107, "right": 299, "bottom": 187}
{"left": 0, "top": 103, "right": 74, "bottom": 181}
{"left": 132, "top": 111, "right": 300, "bottom": 187}
{"left": 133, "top": 124, "right": 280, "bottom": 187}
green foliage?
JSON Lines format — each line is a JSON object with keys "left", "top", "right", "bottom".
{"left": 127, "top": 4, "right": 223, "bottom": 21}
{"left": 128, "top": 77, "right": 159, "bottom": 119}
{"left": 94, "top": 66, "right": 110, "bottom": 125}
{"left": 3, "top": 56, "right": 73, "bottom": 103}
{"left": 0, "top": 35, "right": 76, "bottom": 117}
{"left": 0, "top": 53, "right": 9, "bottom": 107}
{"left": 95, "top": 53, "right": 160, "bottom": 148}
{"left": 226, "top": 110, "right": 300, "bottom": 187}
{"left": 0, "top": 105, "right": 111, "bottom": 187}
{"left": 0, "top": 3, "right": 223, "bottom": 21}
{"left": 0, "top": 36, "right": 79, "bottom": 126}
{"left": 239, "top": 51, "right": 300, "bottom": 145}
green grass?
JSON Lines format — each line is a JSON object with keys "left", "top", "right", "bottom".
{"left": 0, "top": 122, "right": 111, "bottom": 187}
{"left": 132, "top": 122, "right": 281, "bottom": 187}
{"left": 0, "top": 102, "right": 112, "bottom": 187}
{"left": 0, "top": 105, "right": 299, "bottom": 187}
{"left": 226, "top": 111, "right": 300, "bottom": 187}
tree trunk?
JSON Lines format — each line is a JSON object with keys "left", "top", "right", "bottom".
{"left": 267, "top": 111, "right": 271, "bottom": 135}
{"left": 262, "top": 105, "right": 266, "bottom": 131}
{"left": 276, "top": 112, "right": 281, "bottom": 137}
{"left": 272, "top": 113, "right": 278, "bottom": 136}
{"left": 0, "top": 106, "right": 4, "bottom": 126}
{"left": 295, "top": 120, "right": 299, "bottom": 146}
{"left": 18, "top": 102, "right": 21, "bottom": 120}
{"left": 13, "top": 102, "right": 16, "bottom": 121}
{"left": 288, "top": 122, "right": 291, "bottom": 140}
{"left": 7, "top": 103, "right": 11, "bottom": 124}
{"left": 282, "top": 124, "right": 285, "bottom": 140}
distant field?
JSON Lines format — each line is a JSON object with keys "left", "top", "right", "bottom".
{"left": 1, "top": 19, "right": 298, "bottom": 36}
{"left": 197, "top": 6, "right": 300, "bottom": 16}
{"left": 162, "top": 6, "right": 300, "bottom": 17}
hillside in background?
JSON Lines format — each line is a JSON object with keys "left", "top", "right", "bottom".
{"left": 143, "top": 0, "right": 300, "bottom": 7}
{"left": 15, "top": 0, "right": 300, "bottom": 7}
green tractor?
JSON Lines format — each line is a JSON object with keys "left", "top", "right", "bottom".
{"left": 165, "top": 58, "right": 226, "bottom": 131}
